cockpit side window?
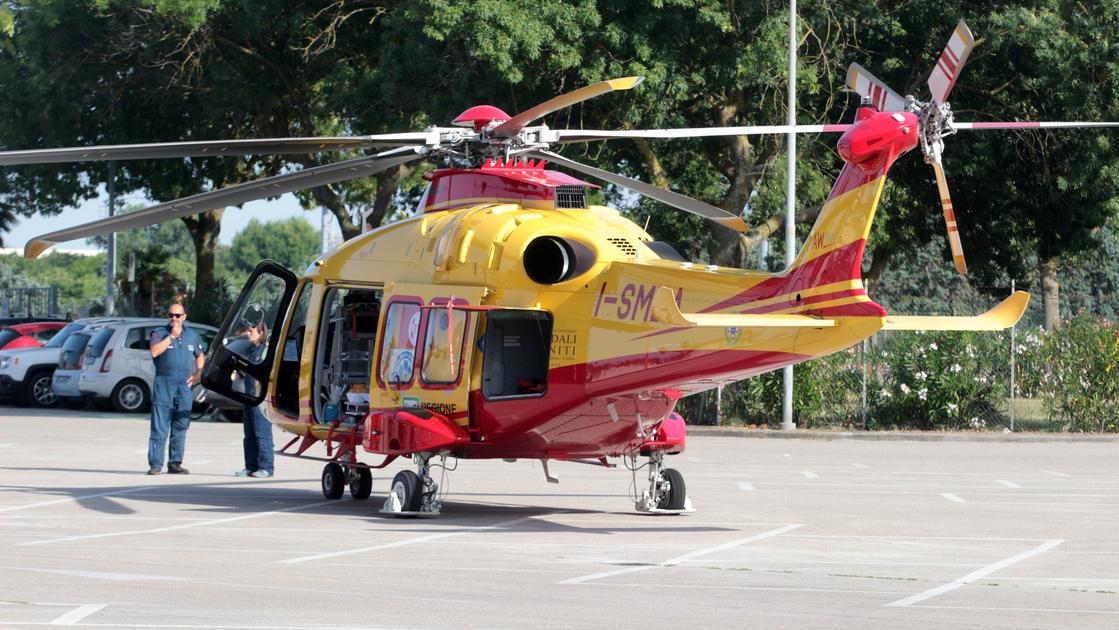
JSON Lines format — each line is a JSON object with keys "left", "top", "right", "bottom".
{"left": 377, "top": 300, "right": 421, "bottom": 387}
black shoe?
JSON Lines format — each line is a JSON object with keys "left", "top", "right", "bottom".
{"left": 146, "top": 467, "right": 162, "bottom": 475}
{"left": 167, "top": 463, "right": 190, "bottom": 474}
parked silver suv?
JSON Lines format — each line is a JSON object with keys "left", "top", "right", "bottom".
{"left": 77, "top": 319, "right": 219, "bottom": 412}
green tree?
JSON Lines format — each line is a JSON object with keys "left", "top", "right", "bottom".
{"left": 219, "top": 217, "right": 318, "bottom": 289}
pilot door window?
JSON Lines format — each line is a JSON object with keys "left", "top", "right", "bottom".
{"left": 313, "top": 287, "right": 382, "bottom": 425}
{"left": 421, "top": 306, "right": 469, "bottom": 385}
{"left": 378, "top": 301, "right": 422, "bottom": 387}
{"left": 481, "top": 310, "right": 553, "bottom": 399}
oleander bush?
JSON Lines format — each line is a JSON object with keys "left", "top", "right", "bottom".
{"left": 1037, "top": 314, "right": 1119, "bottom": 433}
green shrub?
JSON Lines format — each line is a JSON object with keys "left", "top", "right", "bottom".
{"left": 1039, "top": 314, "right": 1119, "bottom": 433}
{"left": 870, "top": 330, "right": 1008, "bottom": 430}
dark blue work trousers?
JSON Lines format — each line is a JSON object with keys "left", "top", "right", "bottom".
{"left": 148, "top": 378, "right": 192, "bottom": 468}
{"left": 242, "top": 405, "right": 274, "bottom": 474}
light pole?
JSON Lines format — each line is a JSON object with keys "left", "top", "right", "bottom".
{"left": 781, "top": 0, "right": 797, "bottom": 431}
{"left": 105, "top": 161, "right": 117, "bottom": 316}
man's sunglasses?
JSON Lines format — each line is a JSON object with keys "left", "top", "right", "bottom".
{"left": 168, "top": 312, "right": 185, "bottom": 318}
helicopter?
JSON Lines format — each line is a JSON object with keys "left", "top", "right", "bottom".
{"left": 5, "top": 20, "right": 1112, "bottom": 516}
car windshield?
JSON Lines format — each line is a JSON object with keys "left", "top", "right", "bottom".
{"left": 86, "top": 327, "right": 116, "bottom": 358}
{"left": 0, "top": 329, "right": 19, "bottom": 347}
{"left": 43, "top": 323, "right": 83, "bottom": 349}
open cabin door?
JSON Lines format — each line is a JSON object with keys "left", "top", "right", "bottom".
{"left": 202, "top": 260, "right": 297, "bottom": 406}
{"left": 371, "top": 282, "right": 485, "bottom": 428}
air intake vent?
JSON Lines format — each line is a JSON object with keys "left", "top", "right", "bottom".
{"left": 553, "top": 185, "right": 587, "bottom": 209}
{"left": 607, "top": 237, "right": 638, "bottom": 258}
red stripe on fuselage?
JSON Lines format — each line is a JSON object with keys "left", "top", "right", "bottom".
{"left": 467, "top": 347, "right": 807, "bottom": 457}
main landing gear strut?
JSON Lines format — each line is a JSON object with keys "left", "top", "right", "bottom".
{"left": 381, "top": 452, "right": 442, "bottom": 517}
{"left": 634, "top": 451, "right": 693, "bottom": 514}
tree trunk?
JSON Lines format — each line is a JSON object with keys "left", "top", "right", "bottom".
{"left": 182, "top": 209, "right": 224, "bottom": 326}
{"left": 1040, "top": 257, "right": 1061, "bottom": 331}
{"left": 862, "top": 249, "right": 891, "bottom": 298}
{"left": 367, "top": 164, "right": 413, "bottom": 230}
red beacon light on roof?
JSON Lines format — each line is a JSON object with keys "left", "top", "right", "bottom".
{"left": 452, "top": 105, "right": 512, "bottom": 132}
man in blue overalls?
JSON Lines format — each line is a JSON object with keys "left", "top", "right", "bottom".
{"left": 147, "top": 302, "right": 205, "bottom": 475}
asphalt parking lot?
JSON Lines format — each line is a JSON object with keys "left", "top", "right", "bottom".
{"left": 1, "top": 408, "right": 1116, "bottom": 629}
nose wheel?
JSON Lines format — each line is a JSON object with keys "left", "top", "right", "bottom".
{"left": 635, "top": 452, "right": 693, "bottom": 514}
{"left": 382, "top": 453, "right": 442, "bottom": 517}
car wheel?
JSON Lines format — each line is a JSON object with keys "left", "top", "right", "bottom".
{"left": 25, "top": 371, "right": 58, "bottom": 408}
{"left": 111, "top": 378, "right": 150, "bottom": 413}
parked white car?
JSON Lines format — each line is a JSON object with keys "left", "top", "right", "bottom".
{"left": 0, "top": 317, "right": 125, "bottom": 407}
{"left": 77, "top": 319, "right": 219, "bottom": 412}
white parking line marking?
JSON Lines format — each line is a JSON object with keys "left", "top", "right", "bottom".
{"left": 737, "top": 482, "right": 754, "bottom": 491}
{"left": 7, "top": 566, "right": 196, "bottom": 582}
{"left": 0, "top": 443, "right": 15, "bottom": 448}
{"left": 18, "top": 500, "right": 334, "bottom": 546}
{"left": 559, "top": 523, "right": 803, "bottom": 585}
{"left": 0, "top": 487, "right": 152, "bottom": 514}
{"left": 801, "top": 471, "right": 819, "bottom": 479}
{"left": 997, "top": 480, "right": 1021, "bottom": 488}
{"left": 941, "top": 493, "right": 966, "bottom": 503}
{"left": 48, "top": 603, "right": 107, "bottom": 625}
{"left": 909, "top": 605, "right": 1118, "bottom": 615}
{"left": 1043, "top": 470, "right": 1070, "bottom": 477}
{"left": 279, "top": 515, "right": 542, "bottom": 564}
{"left": 884, "top": 539, "right": 1064, "bottom": 608}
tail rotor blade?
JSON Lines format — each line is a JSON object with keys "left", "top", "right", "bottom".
{"left": 927, "top": 20, "right": 975, "bottom": 104}
{"left": 930, "top": 157, "right": 968, "bottom": 274}
{"left": 492, "top": 76, "right": 644, "bottom": 139}
{"left": 846, "top": 63, "right": 907, "bottom": 111}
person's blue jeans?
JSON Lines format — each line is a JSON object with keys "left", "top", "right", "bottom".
{"left": 243, "top": 405, "right": 274, "bottom": 474}
{"left": 148, "top": 378, "right": 192, "bottom": 468}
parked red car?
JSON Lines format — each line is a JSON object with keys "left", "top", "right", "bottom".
{"left": 0, "top": 322, "right": 67, "bottom": 350}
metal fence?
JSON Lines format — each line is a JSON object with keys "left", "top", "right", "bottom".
{"left": 0, "top": 287, "right": 59, "bottom": 319}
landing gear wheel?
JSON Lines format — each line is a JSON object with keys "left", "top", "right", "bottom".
{"left": 657, "top": 468, "right": 687, "bottom": 510}
{"left": 388, "top": 470, "right": 422, "bottom": 512}
{"left": 321, "top": 463, "right": 345, "bottom": 500}
{"left": 348, "top": 466, "right": 372, "bottom": 500}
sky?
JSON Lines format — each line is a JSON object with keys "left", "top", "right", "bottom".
{"left": 2, "top": 188, "right": 341, "bottom": 254}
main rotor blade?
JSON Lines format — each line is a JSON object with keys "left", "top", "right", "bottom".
{"left": 491, "top": 77, "right": 644, "bottom": 139}
{"left": 550, "top": 124, "right": 851, "bottom": 143}
{"left": 930, "top": 156, "right": 968, "bottom": 274}
{"left": 927, "top": 20, "right": 975, "bottom": 104}
{"left": 0, "top": 133, "right": 436, "bottom": 166}
{"left": 846, "top": 63, "right": 907, "bottom": 112}
{"left": 25, "top": 146, "right": 422, "bottom": 258}
{"left": 528, "top": 149, "right": 747, "bottom": 232}
{"left": 955, "top": 121, "right": 1119, "bottom": 131}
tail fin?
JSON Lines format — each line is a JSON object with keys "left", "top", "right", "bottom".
{"left": 781, "top": 108, "right": 919, "bottom": 317}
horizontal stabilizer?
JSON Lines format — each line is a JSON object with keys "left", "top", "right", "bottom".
{"left": 652, "top": 286, "right": 835, "bottom": 329}
{"left": 882, "top": 291, "right": 1030, "bottom": 331}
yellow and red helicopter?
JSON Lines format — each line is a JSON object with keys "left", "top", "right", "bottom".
{"left": 5, "top": 21, "right": 1113, "bottom": 515}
